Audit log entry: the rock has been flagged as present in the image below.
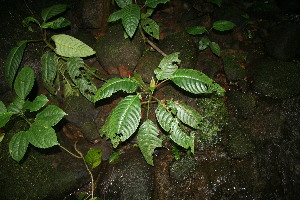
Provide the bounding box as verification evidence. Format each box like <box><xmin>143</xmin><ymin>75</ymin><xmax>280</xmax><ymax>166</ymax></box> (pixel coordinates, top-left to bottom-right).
<box><xmin>265</xmin><ymin>23</ymin><xmax>300</xmax><ymax>61</ymax></box>
<box><xmin>249</xmin><ymin>58</ymin><xmax>300</xmax><ymax>99</ymax></box>
<box><xmin>169</xmin><ymin>155</ymin><xmax>197</xmax><ymax>182</ymax></box>
<box><xmin>222</xmin><ymin>51</ymin><xmax>247</xmax><ymax>82</ymax></box>
<box><xmin>95</xmin><ymin>24</ymin><xmax>144</xmax><ymax>75</ymax></box>
<box><xmin>275</xmin><ymin>0</ymin><xmax>300</xmax><ymax>13</ymax></box>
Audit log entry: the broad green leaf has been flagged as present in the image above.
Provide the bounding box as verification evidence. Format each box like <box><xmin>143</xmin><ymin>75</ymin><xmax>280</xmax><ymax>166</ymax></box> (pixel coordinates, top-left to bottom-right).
<box><xmin>41</xmin><ymin>51</ymin><xmax>57</xmax><ymax>83</ymax></box>
<box><xmin>155</xmin><ymin>102</ymin><xmax>173</xmax><ymax>132</ymax></box>
<box><xmin>84</xmin><ymin>148</ymin><xmax>102</xmax><ymax>168</ymax></box>
<box><xmin>28</xmin><ymin>120</ymin><xmax>59</xmax><ymax>148</ymax></box>
<box><xmin>141</xmin><ymin>18</ymin><xmax>159</xmax><ymax>40</ymax></box>
<box><xmin>100</xmin><ymin>95</ymin><xmax>141</xmax><ymax>148</ymax></box>
<box><xmin>141</xmin><ymin>8</ymin><xmax>154</xmax><ymax>19</ymax></box>
<box><xmin>40</xmin><ymin>17</ymin><xmax>71</xmax><ymax>29</ymax></box>
<box><xmin>199</xmin><ymin>37</ymin><xmax>210</xmax><ymax>50</ymax></box>
<box><xmin>7</xmin><ymin>97</ymin><xmax>25</xmax><ymax>113</ymax></box>
<box><xmin>41</xmin><ymin>4</ymin><xmax>68</xmax><ymax>22</ymax></box>
<box><xmin>168</xmin><ymin>100</ymin><xmax>202</xmax><ymax>129</ymax></box>
<box><xmin>14</xmin><ymin>66</ymin><xmax>34</xmax><ymax>100</ymax></box>
<box><xmin>212</xmin><ymin>20</ymin><xmax>236</xmax><ymax>31</ymax></box>
<box><xmin>137</xmin><ymin>119</ymin><xmax>162</xmax><ymax>166</ymax></box>
<box><xmin>154</xmin><ymin>52</ymin><xmax>180</xmax><ymax>80</ymax></box>
<box><xmin>171</xmin><ymin>69</ymin><xmax>225</xmax><ymax>95</ymax></box>
<box><xmin>121</xmin><ymin>4</ymin><xmax>140</xmax><ymax>38</ymax></box>
<box><xmin>67</xmin><ymin>57</ymin><xmax>97</xmax><ymax>102</ymax></box>
<box><xmin>108</xmin><ymin>10</ymin><xmax>123</xmax><ymax>22</ymax></box>
<box><xmin>0</xmin><ymin>101</ymin><xmax>7</xmax><ymax>113</ymax></box>
<box><xmin>115</xmin><ymin>0</ymin><xmax>132</xmax><ymax>8</ymax></box>
<box><xmin>52</xmin><ymin>34</ymin><xmax>96</xmax><ymax>57</ymax></box>
<box><xmin>210</xmin><ymin>0</ymin><xmax>222</xmax><ymax>7</ymax></box>
<box><xmin>24</xmin><ymin>94</ymin><xmax>49</xmax><ymax>112</ymax></box>
<box><xmin>4</xmin><ymin>40</ymin><xmax>27</xmax><ymax>88</ymax></box>
<box><xmin>22</xmin><ymin>17</ymin><xmax>41</xmax><ymax>31</ymax></box>
<box><xmin>145</xmin><ymin>0</ymin><xmax>170</xmax><ymax>8</ymax></box>
<box><xmin>0</xmin><ymin>112</ymin><xmax>14</xmax><ymax>128</ymax></box>
<box><xmin>35</xmin><ymin>105</ymin><xmax>67</xmax><ymax>126</ymax></box>
<box><xmin>170</xmin><ymin>119</ymin><xmax>194</xmax><ymax>153</ymax></box>
<box><xmin>209</xmin><ymin>41</ymin><xmax>220</xmax><ymax>56</ymax></box>
<box><xmin>9</xmin><ymin>131</ymin><xmax>29</xmax><ymax>162</ymax></box>
<box><xmin>186</xmin><ymin>26</ymin><xmax>207</xmax><ymax>35</ymax></box>
<box><xmin>94</xmin><ymin>78</ymin><xmax>139</xmax><ymax>102</ymax></box>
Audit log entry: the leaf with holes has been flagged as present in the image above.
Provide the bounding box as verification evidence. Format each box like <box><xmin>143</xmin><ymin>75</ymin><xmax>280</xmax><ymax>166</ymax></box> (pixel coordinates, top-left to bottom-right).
<box><xmin>41</xmin><ymin>51</ymin><xmax>57</xmax><ymax>83</ymax></box>
<box><xmin>137</xmin><ymin>119</ymin><xmax>162</xmax><ymax>166</ymax></box>
<box><xmin>121</xmin><ymin>4</ymin><xmax>140</xmax><ymax>38</ymax></box>
<box><xmin>9</xmin><ymin>131</ymin><xmax>29</xmax><ymax>162</ymax></box>
<box><xmin>108</xmin><ymin>10</ymin><xmax>124</xmax><ymax>22</ymax></box>
<box><xmin>100</xmin><ymin>95</ymin><xmax>141</xmax><ymax>148</ymax></box>
<box><xmin>145</xmin><ymin>0</ymin><xmax>170</xmax><ymax>8</ymax></box>
<box><xmin>186</xmin><ymin>26</ymin><xmax>207</xmax><ymax>35</ymax></box>
<box><xmin>14</xmin><ymin>66</ymin><xmax>34</xmax><ymax>100</ymax></box>
<box><xmin>35</xmin><ymin>105</ymin><xmax>67</xmax><ymax>126</ymax></box>
<box><xmin>209</xmin><ymin>41</ymin><xmax>220</xmax><ymax>56</ymax></box>
<box><xmin>155</xmin><ymin>102</ymin><xmax>173</xmax><ymax>132</ymax></box>
<box><xmin>171</xmin><ymin>69</ymin><xmax>225</xmax><ymax>95</ymax></box>
<box><xmin>4</xmin><ymin>40</ymin><xmax>27</xmax><ymax>88</ymax></box>
<box><xmin>41</xmin><ymin>17</ymin><xmax>71</xmax><ymax>29</ymax></box>
<box><xmin>154</xmin><ymin>52</ymin><xmax>180</xmax><ymax>80</ymax></box>
<box><xmin>52</xmin><ymin>34</ymin><xmax>96</xmax><ymax>57</ymax></box>
<box><xmin>94</xmin><ymin>78</ymin><xmax>139</xmax><ymax>102</ymax></box>
<box><xmin>212</xmin><ymin>20</ymin><xmax>236</xmax><ymax>31</ymax></box>
<box><xmin>24</xmin><ymin>94</ymin><xmax>49</xmax><ymax>112</ymax></box>
<box><xmin>41</xmin><ymin>4</ymin><xmax>68</xmax><ymax>22</ymax></box>
<box><xmin>115</xmin><ymin>0</ymin><xmax>132</xmax><ymax>8</ymax></box>
<box><xmin>141</xmin><ymin>18</ymin><xmax>159</xmax><ymax>39</ymax></box>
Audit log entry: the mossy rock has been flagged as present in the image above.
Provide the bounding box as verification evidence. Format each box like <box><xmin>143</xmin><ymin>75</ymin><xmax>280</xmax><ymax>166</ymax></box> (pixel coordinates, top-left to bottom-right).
<box><xmin>169</xmin><ymin>155</ymin><xmax>196</xmax><ymax>182</ymax></box>
<box><xmin>222</xmin><ymin>54</ymin><xmax>246</xmax><ymax>82</ymax></box>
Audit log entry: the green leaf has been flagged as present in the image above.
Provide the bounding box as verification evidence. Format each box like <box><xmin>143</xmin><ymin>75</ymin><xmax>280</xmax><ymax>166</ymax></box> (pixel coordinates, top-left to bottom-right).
<box><xmin>40</xmin><ymin>17</ymin><xmax>71</xmax><ymax>29</ymax></box>
<box><xmin>199</xmin><ymin>37</ymin><xmax>210</xmax><ymax>50</ymax></box>
<box><xmin>210</xmin><ymin>0</ymin><xmax>222</xmax><ymax>7</ymax></box>
<box><xmin>67</xmin><ymin>57</ymin><xmax>97</xmax><ymax>102</ymax></box>
<box><xmin>24</xmin><ymin>94</ymin><xmax>49</xmax><ymax>112</ymax></box>
<box><xmin>64</xmin><ymin>79</ymin><xmax>79</xmax><ymax>99</ymax></box>
<box><xmin>41</xmin><ymin>4</ymin><xmax>68</xmax><ymax>22</ymax></box>
<box><xmin>186</xmin><ymin>26</ymin><xmax>207</xmax><ymax>35</ymax></box>
<box><xmin>0</xmin><ymin>112</ymin><xmax>14</xmax><ymax>128</ymax></box>
<box><xmin>4</xmin><ymin>40</ymin><xmax>27</xmax><ymax>88</ymax></box>
<box><xmin>41</xmin><ymin>51</ymin><xmax>57</xmax><ymax>83</ymax></box>
<box><xmin>9</xmin><ymin>131</ymin><xmax>29</xmax><ymax>162</ymax></box>
<box><xmin>94</xmin><ymin>78</ymin><xmax>139</xmax><ymax>102</ymax></box>
<box><xmin>121</xmin><ymin>4</ymin><xmax>140</xmax><ymax>38</ymax></box>
<box><xmin>209</xmin><ymin>41</ymin><xmax>220</xmax><ymax>56</ymax></box>
<box><xmin>108</xmin><ymin>150</ymin><xmax>123</xmax><ymax>164</ymax></box>
<box><xmin>0</xmin><ymin>101</ymin><xmax>7</xmax><ymax>113</ymax></box>
<box><xmin>14</xmin><ymin>66</ymin><xmax>34</xmax><ymax>100</ymax></box>
<box><xmin>137</xmin><ymin>119</ymin><xmax>162</xmax><ymax>166</ymax></box>
<box><xmin>154</xmin><ymin>52</ymin><xmax>180</xmax><ymax>80</ymax></box>
<box><xmin>28</xmin><ymin>120</ymin><xmax>59</xmax><ymax>148</ymax></box>
<box><xmin>132</xmin><ymin>72</ymin><xmax>148</xmax><ymax>91</ymax></box>
<box><xmin>145</xmin><ymin>0</ymin><xmax>170</xmax><ymax>8</ymax></box>
<box><xmin>212</xmin><ymin>20</ymin><xmax>236</xmax><ymax>31</ymax></box>
<box><xmin>7</xmin><ymin>97</ymin><xmax>25</xmax><ymax>114</ymax></box>
<box><xmin>141</xmin><ymin>18</ymin><xmax>159</xmax><ymax>40</ymax></box>
<box><xmin>170</xmin><ymin>119</ymin><xmax>194</xmax><ymax>153</ymax></box>
<box><xmin>0</xmin><ymin>133</ymin><xmax>4</xmax><ymax>143</ymax></box>
<box><xmin>35</xmin><ymin>105</ymin><xmax>67</xmax><ymax>126</ymax></box>
<box><xmin>115</xmin><ymin>0</ymin><xmax>132</xmax><ymax>8</ymax></box>
<box><xmin>141</xmin><ymin>8</ymin><xmax>154</xmax><ymax>19</ymax></box>
<box><xmin>52</xmin><ymin>34</ymin><xmax>96</xmax><ymax>57</ymax></box>
<box><xmin>171</xmin><ymin>69</ymin><xmax>225</xmax><ymax>95</ymax></box>
<box><xmin>108</xmin><ymin>10</ymin><xmax>123</xmax><ymax>22</ymax></box>
<box><xmin>155</xmin><ymin>102</ymin><xmax>173</xmax><ymax>132</ymax></box>
<box><xmin>168</xmin><ymin>100</ymin><xmax>202</xmax><ymax>129</ymax></box>
<box><xmin>100</xmin><ymin>95</ymin><xmax>141</xmax><ymax>148</ymax></box>
<box><xmin>22</xmin><ymin>17</ymin><xmax>41</xmax><ymax>31</ymax></box>
<box><xmin>84</xmin><ymin>148</ymin><xmax>102</xmax><ymax>168</ymax></box>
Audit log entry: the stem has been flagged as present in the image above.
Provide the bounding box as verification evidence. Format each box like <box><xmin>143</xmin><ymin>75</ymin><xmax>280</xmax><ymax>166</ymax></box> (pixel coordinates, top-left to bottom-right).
<box><xmin>83</xmin><ymin>63</ymin><xmax>106</xmax><ymax>82</ymax></box>
<box><xmin>155</xmin><ymin>78</ymin><xmax>169</xmax><ymax>89</ymax></box>
<box><xmin>146</xmin><ymin>94</ymin><xmax>152</xmax><ymax>119</ymax></box>
<box><xmin>20</xmin><ymin>114</ymin><xmax>32</xmax><ymax>126</ymax></box>
<box><xmin>59</xmin><ymin>145</ymin><xmax>82</xmax><ymax>159</ymax></box>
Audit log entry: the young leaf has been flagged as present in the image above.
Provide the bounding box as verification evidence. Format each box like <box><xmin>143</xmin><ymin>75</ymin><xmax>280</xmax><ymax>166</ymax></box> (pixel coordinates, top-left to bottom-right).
<box><xmin>168</xmin><ymin>100</ymin><xmax>202</xmax><ymax>129</ymax></box>
<box><xmin>23</xmin><ymin>94</ymin><xmax>49</xmax><ymax>112</ymax></box>
<box><xmin>0</xmin><ymin>112</ymin><xmax>14</xmax><ymax>128</ymax></box>
<box><xmin>154</xmin><ymin>52</ymin><xmax>180</xmax><ymax>80</ymax></box>
<box><xmin>22</xmin><ymin>17</ymin><xmax>41</xmax><ymax>31</ymax></box>
<box><xmin>115</xmin><ymin>0</ymin><xmax>132</xmax><ymax>8</ymax></box>
<box><xmin>145</xmin><ymin>0</ymin><xmax>170</xmax><ymax>8</ymax></box>
<box><xmin>108</xmin><ymin>10</ymin><xmax>123</xmax><ymax>22</ymax></box>
<box><xmin>141</xmin><ymin>18</ymin><xmax>159</xmax><ymax>40</ymax></box>
<box><xmin>100</xmin><ymin>95</ymin><xmax>141</xmax><ymax>148</ymax></box>
<box><xmin>186</xmin><ymin>26</ymin><xmax>207</xmax><ymax>35</ymax></box>
<box><xmin>121</xmin><ymin>4</ymin><xmax>140</xmax><ymax>38</ymax></box>
<box><xmin>28</xmin><ymin>120</ymin><xmax>59</xmax><ymax>148</ymax></box>
<box><xmin>40</xmin><ymin>17</ymin><xmax>71</xmax><ymax>29</ymax></box>
<box><xmin>41</xmin><ymin>51</ymin><xmax>57</xmax><ymax>83</ymax></box>
<box><xmin>9</xmin><ymin>131</ymin><xmax>29</xmax><ymax>162</ymax></box>
<box><xmin>41</xmin><ymin>4</ymin><xmax>68</xmax><ymax>22</ymax></box>
<box><xmin>212</xmin><ymin>20</ymin><xmax>236</xmax><ymax>31</ymax></box>
<box><xmin>137</xmin><ymin>119</ymin><xmax>162</xmax><ymax>166</ymax></box>
<box><xmin>35</xmin><ymin>105</ymin><xmax>67</xmax><ymax>126</ymax></box>
<box><xmin>7</xmin><ymin>97</ymin><xmax>25</xmax><ymax>114</ymax></box>
<box><xmin>4</xmin><ymin>40</ymin><xmax>27</xmax><ymax>88</ymax></box>
<box><xmin>209</xmin><ymin>41</ymin><xmax>220</xmax><ymax>56</ymax></box>
<box><xmin>199</xmin><ymin>37</ymin><xmax>210</xmax><ymax>50</ymax></box>
<box><xmin>170</xmin><ymin>119</ymin><xmax>194</xmax><ymax>153</ymax></box>
<box><xmin>51</xmin><ymin>34</ymin><xmax>96</xmax><ymax>57</ymax></box>
<box><xmin>141</xmin><ymin>8</ymin><xmax>154</xmax><ymax>19</ymax></box>
<box><xmin>171</xmin><ymin>69</ymin><xmax>225</xmax><ymax>95</ymax></box>
<box><xmin>210</xmin><ymin>0</ymin><xmax>222</xmax><ymax>7</ymax></box>
<box><xmin>14</xmin><ymin>66</ymin><xmax>34</xmax><ymax>100</ymax></box>
<box><xmin>67</xmin><ymin>57</ymin><xmax>97</xmax><ymax>102</ymax></box>
<box><xmin>94</xmin><ymin>78</ymin><xmax>139</xmax><ymax>102</ymax></box>
<box><xmin>0</xmin><ymin>101</ymin><xmax>7</xmax><ymax>113</ymax></box>
<box><xmin>84</xmin><ymin>148</ymin><xmax>102</xmax><ymax>169</ymax></box>
<box><xmin>155</xmin><ymin>102</ymin><xmax>173</xmax><ymax>132</ymax></box>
